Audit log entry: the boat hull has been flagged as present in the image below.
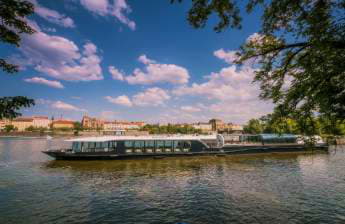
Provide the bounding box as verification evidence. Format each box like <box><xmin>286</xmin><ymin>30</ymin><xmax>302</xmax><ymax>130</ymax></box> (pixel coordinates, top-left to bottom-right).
<box><xmin>43</xmin><ymin>144</ymin><xmax>329</xmax><ymax>160</ymax></box>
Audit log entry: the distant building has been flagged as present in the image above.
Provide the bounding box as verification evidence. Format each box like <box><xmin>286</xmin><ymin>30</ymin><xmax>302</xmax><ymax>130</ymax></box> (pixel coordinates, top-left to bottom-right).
<box><xmin>32</xmin><ymin>116</ymin><xmax>51</xmax><ymax>129</ymax></box>
<box><xmin>209</xmin><ymin>119</ymin><xmax>226</xmax><ymax>131</ymax></box>
<box><xmin>103</xmin><ymin>121</ymin><xmax>146</xmax><ymax>130</ymax></box>
<box><xmin>82</xmin><ymin>116</ymin><xmax>104</xmax><ymax>129</ymax></box>
<box><xmin>0</xmin><ymin>119</ymin><xmax>10</xmax><ymax>131</ymax></box>
<box><xmin>191</xmin><ymin>122</ymin><xmax>212</xmax><ymax>132</ymax></box>
<box><xmin>12</xmin><ymin>117</ymin><xmax>34</xmax><ymax>131</ymax></box>
<box><xmin>229</xmin><ymin>123</ymin><xmax>243</xmax><ymax>131</ymax></box>
<box><xmin>52</xmin><ymin>120</ymin><xmax>75</xmax><ymax>129</ymax></box>
<box><xmin>208</xmin><ymin>119</ymin><xmax>243</xmax><ymax>133</ymax></box>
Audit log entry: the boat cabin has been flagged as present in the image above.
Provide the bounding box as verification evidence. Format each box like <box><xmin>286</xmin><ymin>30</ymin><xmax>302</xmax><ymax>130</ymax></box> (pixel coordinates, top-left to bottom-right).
<box><xmin>68</xmin><ymin>135</ymin><xmax>217</xmax><ymax>154</ymax></box>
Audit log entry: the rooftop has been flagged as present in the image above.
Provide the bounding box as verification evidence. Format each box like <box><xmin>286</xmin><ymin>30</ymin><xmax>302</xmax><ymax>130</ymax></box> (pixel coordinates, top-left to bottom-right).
<box><xmin>66</xmin><ymin>134</ymin><xmax>218</xmax><ymax>142</ymax></box>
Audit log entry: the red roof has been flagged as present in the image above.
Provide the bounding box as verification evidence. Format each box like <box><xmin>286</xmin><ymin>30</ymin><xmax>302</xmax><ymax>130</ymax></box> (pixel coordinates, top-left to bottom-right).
<box><xmin>13</xmin><ymin>117</ymin><xmax>33</xmax><ymax>122</ymax></box>
<box><xmin>32</xmin><ymin>116</ymin><xmax>49</xmax><ymax>119</ymax></box>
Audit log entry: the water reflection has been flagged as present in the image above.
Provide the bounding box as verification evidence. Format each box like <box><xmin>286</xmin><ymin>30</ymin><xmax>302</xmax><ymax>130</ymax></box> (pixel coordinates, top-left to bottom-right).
<box><xmin>1</xmin><ymin>138</ymin><xmax>345</xmax><ymax>224</ymax></box>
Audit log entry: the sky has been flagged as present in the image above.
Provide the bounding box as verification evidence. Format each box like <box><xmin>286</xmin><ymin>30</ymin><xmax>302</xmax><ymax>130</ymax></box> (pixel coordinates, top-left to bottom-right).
<box><xmin>0</xmin><ymin>0</ymin><xmax>274</xmax><ymax>124</ymax></box>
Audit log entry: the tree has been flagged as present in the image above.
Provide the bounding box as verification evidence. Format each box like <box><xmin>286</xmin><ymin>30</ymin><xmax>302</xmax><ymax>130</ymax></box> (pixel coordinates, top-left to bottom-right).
<box><xmin>0</xmin><ymin>0</ymin><xmax>36</xmax><ymax>119</ymax></box>
<box><xmin>0</xmin><ymin>96</ymin><xmax>35</xmax><ymax>119</ymax></box>
<box><xmin>25</xmin><ymin>125</ymin><xmax>35</xmax><ymax>131</ymax></box>
<box><xmin>4</xmin><ymin>124</ymin><xmax>16</xmax><ymax>132</ymax></box>
<box><xmin>73</xmin><ymin>121</ymin><xmax>83</xmax><ymax>131</ymax></box>
<box><xmin>243</xmin><ymin>119</ymin><xmax>263</xmax><ymax>134</ymax></box>
<box><xmin>173</xmin><ymin>0</ymin><xmax>345</xmax><ymax>120</ymax></box>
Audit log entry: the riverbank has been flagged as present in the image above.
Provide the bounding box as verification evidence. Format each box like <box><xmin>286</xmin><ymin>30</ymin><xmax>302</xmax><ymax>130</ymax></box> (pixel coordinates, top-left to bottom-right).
<box><xmin>0</xmin><ymin>130</ymin><xmax>149</xmax><ymax>138</ymax></box>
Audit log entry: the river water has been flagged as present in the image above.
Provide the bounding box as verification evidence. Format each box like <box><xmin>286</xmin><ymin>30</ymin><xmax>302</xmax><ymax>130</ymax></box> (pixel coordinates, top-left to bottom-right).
<box><xmin>1</xmin><ymin>138</ymin><xmax>345</xmax><ymax>224</ymax></box>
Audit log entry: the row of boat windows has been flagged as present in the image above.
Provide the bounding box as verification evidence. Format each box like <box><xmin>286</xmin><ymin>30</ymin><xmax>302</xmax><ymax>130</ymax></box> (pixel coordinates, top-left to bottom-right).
<box><xmin>72</xmin><ymin>140</ymin><xmax>192</xmax><ymax>153</ymax></box>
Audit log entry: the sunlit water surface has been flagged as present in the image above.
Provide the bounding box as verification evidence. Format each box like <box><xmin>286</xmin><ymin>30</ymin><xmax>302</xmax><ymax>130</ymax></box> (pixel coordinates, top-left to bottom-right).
<box><xmin>1</xmin><ymin>137</ymin><xmax>345</xmax><ymax>224</ymax></box>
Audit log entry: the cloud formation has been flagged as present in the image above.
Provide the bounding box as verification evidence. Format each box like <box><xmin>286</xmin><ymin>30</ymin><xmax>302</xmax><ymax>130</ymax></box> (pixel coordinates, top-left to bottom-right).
<box><xmin>51</xmin><ymin>101</ymin><xmax>87</xmax><ymax>112</ymax></box>
<box><xmin>24</xmin><ymin>77</ymin><xmax>64</xmax><ymax>89</ymax></box>
<box><xmin>108</xmin><ymin>66</ymin><xmax>124</xmax><ymax>80</ymax></box>
<box><xmin>20</xmin><ymin>23</ymin><xmax>103</xmax><ymax>81</ymax></box>
<box><xmin>109</xmin><ymin>55</ymin><xmax>190</xmax><ymax>85</ymax></box>
<box><xmin>80</xmin><ymin>0</ymin><xmax>135</xmax><ymax>30</ymax></box>
<box><xmin>173</xmin><ymin>65</ymin><xmax>256</xmax><ymax>101</ymax></box>
<box><xmin>105</xmin><ymin>95</ymin><xmax>133</xmax><ymax>107</ymax></box>
<box><xmin>214</xmin><ymin>49</ymin><xmax>239</xmax><ymax>64</ymax></box>
<box><xmin>30</xmin><ymin>0</ymin><xmax>75</xmax><ymax>28</ymax></box>
<box><xmin>180</xmin><ymin>105</ymin><xmax>202</xmax><ymax>113</ymax></box>
<box><xmin>105</xmin><ymin>87</ymin><xmax>170</xmax><ymax>107</ymax></box>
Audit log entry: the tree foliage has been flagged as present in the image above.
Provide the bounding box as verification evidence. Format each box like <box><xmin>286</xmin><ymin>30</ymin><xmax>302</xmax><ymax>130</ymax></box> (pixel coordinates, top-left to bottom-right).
<box><xmin>0</xmin><ymin>0</ymin><xmax>35</xmax><ymax>73</ymax></box>
<box><xmin>0</xmin><ymin>0</ymin><xmax>36</xmax><ymax>119</ymax></box>
<box><xmin>173</xmin><ymin>0</ymin><xmax>345</xmax><ymax>120</ymax></box>
<box><xmin>0</xmin><ymin>96</ymin><xmax>35</xmax><ymax>119</ymax></box>
<box><xmin>4</xmin><ymin>124</ymin><xmax>16</xmax><ymax>132</ymax></box>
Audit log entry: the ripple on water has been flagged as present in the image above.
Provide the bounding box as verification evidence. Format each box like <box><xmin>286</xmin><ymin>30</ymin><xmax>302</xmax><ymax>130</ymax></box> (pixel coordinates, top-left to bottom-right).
<box><xmin>1</xmin><ymin>139</ymin><xmax>345</xmax><ymax>224</ymax></box>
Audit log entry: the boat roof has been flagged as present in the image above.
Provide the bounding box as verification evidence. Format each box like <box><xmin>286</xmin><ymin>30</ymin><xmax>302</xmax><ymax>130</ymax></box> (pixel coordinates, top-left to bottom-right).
<box><xmin>66</xmin><ymin>135</ymin><xmax>218</xmax><ymax>142</ymax></box>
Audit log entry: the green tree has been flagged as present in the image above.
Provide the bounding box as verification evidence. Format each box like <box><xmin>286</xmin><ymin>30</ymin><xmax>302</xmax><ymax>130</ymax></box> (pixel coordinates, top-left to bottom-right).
<box><xmin>243</xmin><ymin>119</ymin><xmax>263</xmax><ymax>134</ymax></box>
<box><xmin>25</xmin><ymin>125</ymin><xmax>35</xmax><ymax>131</ymax></box>
<box><xmin>0</xmin><ymin>96</ymin><xmax>35</xmax><ymax>119</ymax></box>
<box><xmin>73</xmin><ymin>121</ymin><xmax>83</xmax><ymax>131</ymax></box>
<box><xmin>0</xmin><ymin>0</ymin><xmax>36</xmax><ymax>119</ymax></box>
<box><xmin>4</xmin><ymin>124</ymin><xmax>16</xmax><ymax>132</ymax></box>
<box><xmin>173</xmin><ymin>0</ymin><xmax>345</xmax><ymax>120</ymax></box>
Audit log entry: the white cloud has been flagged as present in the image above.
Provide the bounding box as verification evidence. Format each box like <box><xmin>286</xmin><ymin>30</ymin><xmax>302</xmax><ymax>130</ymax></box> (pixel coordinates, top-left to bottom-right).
<box><xmin>24</xmin><ymin>77</ymin><xmax>64</xmax><ymax>89</ymax></box>
<box><xmin>132</xmin><ymin>87</ymin><xmax>170</xmax><ymax>106</ymax></box>
<box><xmin>105</xmin><ymin>87</ymin><xmax>170</xmax><ymax>107</ymax></box>
<box><xmin>79</xmin><ymin>0</ymin><xmax>136</xmax><ymax>30</ymax></box>
<box><xmin>51</xmin><ymin>101</ymin><xmax>87</xmax><ymax>112</ymax></box>
<box><xmin>138</xmin><ymin>54</ymin><xmax>156</xmax><ymax>65</ymax></box>
<box><xmin>180</xmin><ymin>105</ymin><xmax>201</xmax><ymax>113</ymax></box>
<box><xmin>108</xmin><ymin>66</ymin><xmax>124</xmax><ymax>80</ymax></box>
<box><xmin>105</xmin><ymin>95</ymin><xmax>133</xmax><ymax>107</ymax></box>
<box><xmin>30</xmin><ymin>0</ymin><xmax>75</xmax><ymax>28</ymax></box>
<box><xmin>80</xmin><ymin>0</ymin><xmax>109</xmax><ymax>15</ymax></box>
<box><xmin>110</xmin><ymin>55</ymin><xmax>189</xmax><ymax>85</ymax></box>
<box><xmin>214</xmin><ymin>49</ymin><xmax>239</xmax><ymax>64</ymax></box>
<box><xmin>126</xmin><ymin>61</ymin><xmax>189</xmax><ymax>85</ymax></box>
<box><xmin>173</xmin><ymin>65</ymin><xmax>256</xmax><ymax>101</ymax></box>
<box><xmin>20</xmin><ymin>24</ymin><xmax>103</xmax><ymax>81</ymax></box>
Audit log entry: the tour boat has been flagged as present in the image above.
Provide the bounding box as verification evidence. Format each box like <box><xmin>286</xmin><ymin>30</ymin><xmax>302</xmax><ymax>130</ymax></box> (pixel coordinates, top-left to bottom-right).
<box><xmin>43</xmin><ymin>134</ymin><xmax>328</xmax><ymax>160</ymax></box>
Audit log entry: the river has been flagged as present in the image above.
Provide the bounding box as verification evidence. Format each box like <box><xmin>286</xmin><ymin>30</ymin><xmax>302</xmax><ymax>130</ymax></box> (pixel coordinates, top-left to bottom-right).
<box><xmin>1</xmin><ymin>137</ymin><xmax>345</xmax><ymax>224</ymax></box>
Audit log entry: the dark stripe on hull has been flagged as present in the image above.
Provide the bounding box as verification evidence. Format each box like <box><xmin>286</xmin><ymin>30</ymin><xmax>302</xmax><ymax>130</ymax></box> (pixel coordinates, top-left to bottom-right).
<box><xmin>43</xmin><ymin>145</ymin><xmax>329</xmax><ymax>160</ymax></box>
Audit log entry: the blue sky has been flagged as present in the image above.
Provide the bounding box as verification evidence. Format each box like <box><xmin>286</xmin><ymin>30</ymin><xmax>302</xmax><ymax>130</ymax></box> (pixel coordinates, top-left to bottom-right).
<box><xmin>0</xmin><ymin>0</ymin><xmax>273</xmax><ymax>124</ymax></box>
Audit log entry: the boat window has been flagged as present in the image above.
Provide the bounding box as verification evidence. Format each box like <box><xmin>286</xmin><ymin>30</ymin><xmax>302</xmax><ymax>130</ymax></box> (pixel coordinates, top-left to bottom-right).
<box><xmin>156</xmin><ymin>140</ymin><xmax>164</xmax><ymax>148</ymax></box>
<box><xmin>125</xmin><ymin>141</ymin><xmax>133</xmax><ymax>148</ymax></box>
<box><xmin>184</xmin><ymin>141</ymin><xmax>191</xmax><ymax>149</ymax></box>
<box><xmin>165</xmin><ymin>140</ymin><xmax>172</xmax><ymax>148</ymax></box>
<box><xmin>134</xmin><ymin>141</ymin><xmax>145</xmax><ymax>149</ymax></box>
<box><xmin>88</xmin><ymin>142</ymin><xmax>96</xmax><ymax>149</ymax></box>
<box><xmin>72</xmin><ymin>142</ymin><xmax>82</xmax><ymax>152</ymax></box>
<box><xmin>108</xmin><ymin>141</ymin><xmax>117</xmax><ymax>150</ymax></box>
<box><xmin>95</xmin><ymin>142</ymin><xmax>102</xmax><ymax>149</ymax></box>
<box><xmin>101</xmin><ymin>142</ymin><xmax>108</xmax><ymax>148</ymax></box>
<box><xmin>145</xmin><ymin>140</ymin><xmax>154</xmax><ymax>148</ymax></box>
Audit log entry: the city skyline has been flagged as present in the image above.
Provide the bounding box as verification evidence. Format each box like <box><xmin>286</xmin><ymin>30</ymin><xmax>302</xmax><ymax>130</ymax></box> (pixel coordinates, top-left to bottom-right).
<box><xmin>0</xmin><ymin>0</ymin><xmax>273</xmax><ymax>124</ymax></box>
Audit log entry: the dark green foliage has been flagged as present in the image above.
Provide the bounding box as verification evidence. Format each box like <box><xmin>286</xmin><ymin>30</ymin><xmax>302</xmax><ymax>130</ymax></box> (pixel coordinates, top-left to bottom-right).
<box><xmin>4</xmin><ymin>124</ymin><xmax>16</xmax><ymax>132</ymax></box>
<box><xmin>0</xmin><ymin>96</ymin><xmax>35</xmax><ymax>119</ymax></box>
<box><xmin>174</xmin><ymin>0</ymin><xmax>345</xmax><ymax>121</ymax></box>
<box><xmin>0</xmin><ymin>0</ymin><xmax>35</xmax><ymax>73</ymax></box>
<box><xmin>73</xmin><ymin>122</ymin><xmax>83</xmax><ymax>131</ymax></box>
<box><xmin>0</xmin><ymin>0</ymin><xmax>36</xmax><ymax>119</ymax></box>
<box><xmin>171</xmin><ymin>0</ymin><xmax>242</xmax><ymax>32</ymax></box>
<box><xmin>243</xmin><ymin>119</ymin><xmax>263</xmax><ymax>134</ymax></box>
